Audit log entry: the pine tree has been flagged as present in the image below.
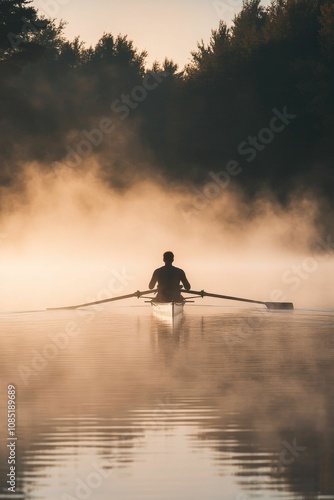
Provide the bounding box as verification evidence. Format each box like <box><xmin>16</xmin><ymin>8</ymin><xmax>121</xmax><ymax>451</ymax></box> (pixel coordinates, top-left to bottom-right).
<box><xmin>0</xmin><ymin>0</ymin><xmax>46</xmax><ymax>56</ymax></box>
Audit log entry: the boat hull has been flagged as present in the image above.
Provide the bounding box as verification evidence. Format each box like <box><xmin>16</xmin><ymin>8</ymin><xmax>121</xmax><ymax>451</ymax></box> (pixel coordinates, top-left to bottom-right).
<box><xmin>151</xmin><ymin>301</ymin><xmax>184</xmax><ymax>319</ymax></box>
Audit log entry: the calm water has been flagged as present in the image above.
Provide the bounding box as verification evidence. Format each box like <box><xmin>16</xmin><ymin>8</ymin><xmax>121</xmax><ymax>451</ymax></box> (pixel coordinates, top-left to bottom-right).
<box><xmin>1</xmin><ymin>305</ymin><xmax>334</xmax><ymax>499</ymax></box>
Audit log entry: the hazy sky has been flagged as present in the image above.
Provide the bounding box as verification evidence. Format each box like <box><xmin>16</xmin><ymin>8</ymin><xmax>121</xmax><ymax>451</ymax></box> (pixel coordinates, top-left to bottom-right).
<box><xmin>32</xmin><ymin>0</ymin><xmax>244</xmax><ymax>68</ymax></box>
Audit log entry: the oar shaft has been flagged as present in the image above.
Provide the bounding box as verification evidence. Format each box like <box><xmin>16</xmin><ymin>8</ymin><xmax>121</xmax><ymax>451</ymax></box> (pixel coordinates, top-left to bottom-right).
<box><xmin>182</xmin><ymin>289</ymin><xmax>265</xmax><ymax>306</ymax></box>
<box><xmin>182</xmin><ymin>289</ymin><xmax>293</xmax><ymax>309</ymax></box>
<box><xmin>48</xmin><ymin>289</ymin><xmax>157</xmax><ymax>310</ymax></box>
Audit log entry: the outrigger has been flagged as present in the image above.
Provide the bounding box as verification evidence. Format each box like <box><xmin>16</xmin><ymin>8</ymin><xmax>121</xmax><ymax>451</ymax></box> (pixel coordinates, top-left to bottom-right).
<box><xmin>48</xmin><ymin>288</ymin><xmax>294</xmax><ymax>319</ymax></box>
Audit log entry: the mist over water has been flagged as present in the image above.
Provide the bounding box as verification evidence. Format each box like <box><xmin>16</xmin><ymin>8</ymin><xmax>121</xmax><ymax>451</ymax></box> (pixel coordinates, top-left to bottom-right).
<box><xmin>0</xmin><ymin>164</ymin><xmax>332</xmax><ymax>311</ymax></box>
<box><xmin>1</xmin><ymin>0</ymin><xmax>333</xmax><ymax>316</ymax></box>
<box><xmin>1</xmin><ymin>5</ymin><xmax>334</xmax><ymax>499</ymax></box>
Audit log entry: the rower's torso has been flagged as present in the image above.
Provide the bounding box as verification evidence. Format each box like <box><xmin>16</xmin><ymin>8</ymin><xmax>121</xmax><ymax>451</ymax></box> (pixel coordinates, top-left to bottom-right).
<box><xmin>155</xmin><ymin>266</ymin><xmax>184</xmax><ymax>299</ymax></box>
<box><xmin>154</xmin><ymin>265</ymin><xmax>184</xmax><ymax>291</ymax></box>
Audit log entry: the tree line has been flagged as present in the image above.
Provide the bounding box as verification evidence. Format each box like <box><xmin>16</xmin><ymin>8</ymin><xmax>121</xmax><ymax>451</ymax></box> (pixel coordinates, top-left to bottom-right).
<box><xmin>0</xmin><ymin>0</ymin><xmax>333</xmax><ymax>213</ymax></box>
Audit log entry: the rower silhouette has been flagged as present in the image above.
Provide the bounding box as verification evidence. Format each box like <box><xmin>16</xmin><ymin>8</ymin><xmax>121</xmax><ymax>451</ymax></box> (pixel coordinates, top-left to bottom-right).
<box><xmin>149</xmin><ymin>251</ymin><xmax>191</xmax><ymax>302</ymax></box>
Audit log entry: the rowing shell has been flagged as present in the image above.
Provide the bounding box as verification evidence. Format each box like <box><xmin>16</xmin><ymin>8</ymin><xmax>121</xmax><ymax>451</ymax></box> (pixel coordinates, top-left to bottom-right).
<box><xmin>151</xmin><ymin>301</ymin><xmax>184</xmax><ymax>319</ymax></box>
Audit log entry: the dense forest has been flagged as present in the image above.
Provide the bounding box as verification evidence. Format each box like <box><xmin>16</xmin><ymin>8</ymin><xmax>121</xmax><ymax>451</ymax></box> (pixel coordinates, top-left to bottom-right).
<box><xmin>0</xmin><ymin>0</ymin><xmax>333</xmax><ymax>215</ymax></box>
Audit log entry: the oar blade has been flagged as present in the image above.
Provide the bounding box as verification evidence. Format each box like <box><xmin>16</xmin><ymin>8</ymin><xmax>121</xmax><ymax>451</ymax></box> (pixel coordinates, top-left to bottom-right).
<box><xmin>264</xmin><ymin>302</ymin><xmax>294</xmax><ymax>310</ymax></box>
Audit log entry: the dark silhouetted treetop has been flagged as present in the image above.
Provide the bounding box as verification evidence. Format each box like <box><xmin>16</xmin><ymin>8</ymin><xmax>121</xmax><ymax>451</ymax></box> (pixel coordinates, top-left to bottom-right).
<box><xmin>231</xmin><ymin>0</ymin><xmax>266</xmax><ymax>55</ymax></box>
<box><xmin>0</xmin><ymin>0</ymin><xmax>48</xmax><ymax>58</ymax></box>
<box><xmin>87</xmin><ymin>34</ymin><xmax>147</xmax><ymax>75</ymax></box>
<box><xmin>159</xmin><ymin>58</ymin><xmax>179</xmax><ymax>77</ymax></box>
<box><xmin>185</xmin><ymin>21</ymin><xmax>231</xmax><ymax>79</ymax></box>
<box><xmin>57</xmin><ymin>37</ymin><xmax>87</xmax><ymax>69</ymax></box>
<box><xmin>264</xmin><ymin>0</ymin><xmax>327</xmax><ymax>55</ymax></box>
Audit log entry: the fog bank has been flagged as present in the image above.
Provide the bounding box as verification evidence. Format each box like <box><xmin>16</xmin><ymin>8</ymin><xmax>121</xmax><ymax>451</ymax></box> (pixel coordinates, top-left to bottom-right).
<box><xmin>0</xmin><ymin>165</ymin><xmax>332</xmax><ymax>311</ymax></box>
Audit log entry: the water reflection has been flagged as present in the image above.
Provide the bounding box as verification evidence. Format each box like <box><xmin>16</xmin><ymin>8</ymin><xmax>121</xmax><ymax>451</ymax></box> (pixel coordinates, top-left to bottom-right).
<box><xmin>0</xmin><ymin>307</ymin><xmax>333</xmax><ymax>499</ymax></box>
<box><xmin>149</xmin><ymin>314</ymin><xmax>190</xmax><ymax>367</ymax></box>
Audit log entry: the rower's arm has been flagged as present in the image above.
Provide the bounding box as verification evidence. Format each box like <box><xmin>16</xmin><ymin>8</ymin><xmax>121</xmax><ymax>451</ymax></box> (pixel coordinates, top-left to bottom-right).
<box><xmin>149</xmin><ymin>270</ymin><xmax>158</xmax><ymax>289</ymax></box>
<box><xmin>181</xmin><ymin>270</ymin><xmax>191</xmax><ymax>291</ymax></box>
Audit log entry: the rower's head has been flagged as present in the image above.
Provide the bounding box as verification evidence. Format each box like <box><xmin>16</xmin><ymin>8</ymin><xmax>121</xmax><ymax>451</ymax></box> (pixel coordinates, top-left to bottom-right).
<box><xmin>163</xmin><ymin>251</ymin><xmax>174</xmax><ymax>264</ymax></box>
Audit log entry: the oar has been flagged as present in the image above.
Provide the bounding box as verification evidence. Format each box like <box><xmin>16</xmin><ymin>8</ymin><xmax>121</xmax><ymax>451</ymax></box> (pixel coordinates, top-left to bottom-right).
<box><xmin>47</xmin><ymin>289</ymin><xmax>157</xmax><ymax>310</ymax></box>
<box><xmin>182</xmin><ymin>289</ymin><xmax>294</xmax><ymax>310</ymax></box>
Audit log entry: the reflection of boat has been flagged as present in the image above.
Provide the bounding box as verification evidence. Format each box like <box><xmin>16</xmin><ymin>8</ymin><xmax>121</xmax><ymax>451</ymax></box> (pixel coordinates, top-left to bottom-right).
<box><xmin>151</xmin><ymin>301</ymin><xmax>184</xmax><ymax>320</ymax></box>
